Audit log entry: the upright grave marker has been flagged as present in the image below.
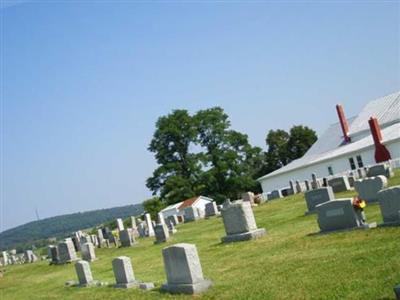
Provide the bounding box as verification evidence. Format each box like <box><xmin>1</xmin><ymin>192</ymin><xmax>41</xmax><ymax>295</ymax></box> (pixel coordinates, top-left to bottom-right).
<box><xmin>377</xmin><ymin>186</ymin><xmax>400</xmax><ymax>226</ymax></box>
<box><xmin>81</xmin><ymin>243</ymin><xmax>96</xmax><ymax>262</ymax></box>
<box><xmin>205</xmin><ymin>201</ymin><xmax>220</xmax><ymax>217</ymax></box>
<box><xmin>184</xmin><ymin>206</ymin><xmax>200</xmax><ymax>222</ymax></box>
<box><xmin>75</xmin><ymin>260</ymin><xmax>94</xmax><ymax>287</ymax></box>
<box><xmin>58</xmin><ymin>239</ymin><xmax>78</xmax><ymax>264</ymax></box>
<box><xmin>112</xmin><ymin>256</ymin><xmax>139</xmax><ymax>288</ymax></box>
<box><xmin>116</xmin><ymin>218</ymin><xmax>124</xmax><ymax>231</ymax></box>
<box><xmin>304</xmin><ymin>187</ymin><xmax>335</xmax><ymax>215</ymax></box>
<box><xmin>144</xmin><ymin>213</ymin><xmax>155</xmax><ymax>237</ymax></box>
<box><xmin>154</xmin><ymin>223</ymin><xmax>170</xmax><ymax>244</ymax></box>
<box><xmin>120</xmin><ymin>229</ymin><xmax>135</xmax><ymax>247</ymax></box>
<box><xmin>327</xmin><ymin>176</ymin><xmax>351</xmax><ymax>193</ymax></box>
<box><xmin>355</xmin><ymin>176</ymin><xmax>388</xmax><ymax>203</ymax></box>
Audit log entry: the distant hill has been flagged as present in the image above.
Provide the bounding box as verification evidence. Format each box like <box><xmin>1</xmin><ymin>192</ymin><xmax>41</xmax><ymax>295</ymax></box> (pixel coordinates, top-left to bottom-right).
<box><xmin>0</xmin><ymin>204</ymin><xmax>144</xmax><ymax>251</ymax></box>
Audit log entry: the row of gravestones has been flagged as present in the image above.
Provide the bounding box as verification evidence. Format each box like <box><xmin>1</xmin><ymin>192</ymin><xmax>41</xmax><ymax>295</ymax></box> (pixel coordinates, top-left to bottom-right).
<box><xmin>0</xmin><ymin>250</ymin><xmax>39</xmax><ymax>266</ymax></box>
<box><xmin>267</xmin><ymin>162</ymin><xmax>394</xmax><ymax>200</ymax></box>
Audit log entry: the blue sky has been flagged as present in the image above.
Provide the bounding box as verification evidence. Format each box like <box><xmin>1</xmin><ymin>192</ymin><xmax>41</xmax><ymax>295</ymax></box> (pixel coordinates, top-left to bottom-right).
<box><xmin>1</xmin><ymin>1</ymin><xmax>399</xmax><ymax>231</ymax></box>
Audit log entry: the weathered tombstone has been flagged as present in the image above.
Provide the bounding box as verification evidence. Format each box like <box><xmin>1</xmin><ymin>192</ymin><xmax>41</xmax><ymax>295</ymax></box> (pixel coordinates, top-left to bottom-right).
<box><xmin>222</xmin><ymin>198</ymin><xmax>232</xmax><ymax>208</ymax></box>
<box><xmin>327</xmin><ymin>176</ymin><xmax>351</xmax><ymax>193</ymax></box>
<box><xmin>184</xmin><ymin>206</ymin><xmax>200</xmax><ymax>222</ymax></box>
<box><xmin>154</xmin><ymin>223</ymin><xmax>170</xmax><ymax>244</ymax></box>
<box><xmin>157</xmin><ymin>212</ymin><xmax>166</xmax><ymax>226</ymax></box>
<box><xmin>120</xmin><ymin>229</ymin><xmax>135</xmax><ymax>247</ymax></box>
<box><xmin>289</xmin><ymin>180</ymin><xmax>296</xmax><ymax>194</ymax></box>
<box><xmin>109</xmin><ymin>235</ymin><xmax>119</xmax><ymax>247</ymax></box>
<box><xmin>166</xmin><ymin>219</ymin><xmax>177</xmax><ymax>234</ymax></box>
<box><xmin>2</xmin><ymin>251</ymin><xmax>8</xmax><ymax>266</ymax></box>
<box><xmin>242</xmin><ymin>192</ymin><xmax>255</xmax><ymax>204</ymax></box>
<box><xmin>112</xmin><ymin>256</ymin><xmax>139</xmax><ymax>288</ymax></box>
<box><xmin>81</xmin><ymin>242</ymin><xmax>96</xmax><ymax>262</ymax></box>
<box><xmin>311</xmin><ymin>173</ymin><xmax>320</xmax><ymax>189</ymax></box>
<box><xmin>137</xmin><ymin>222</ymin><xmax>147</xmax><ymax>237</ymax></box>
<box><xmin>377</xmin><ymin>186</ymin><xmax>400</xmax><ymax>226</ymax></box>
<box><xmin>268</xmin><ymin>189</ymin><xmax>283</xmax><ymax>200</ymax></box>
<box><xmin>161</xmin><ymin>243</ymin><xmax>212</xmax><ymax>294</ymax></box>
<box><xmin>167</xmin><ymin>215</ymin><xmax>179</xmax><ymax>226</ymax></box>
<box><xmin>80</xmin><ymin>235</ymin><xmax>90</xmax><ymax>245</ymax></box>
<box><xmin>75</xmin><ymin>260</ymin><xmax>94</xmax><ymax>287</ymax></box>
<box><xmin>97</xmin><ymin>229</ymin><xmax>105</xmax><ymax>248</ymax></box>
<box><xmin>130</xmin><ymin>216</ymin><xmax>139</xmax><ymax>238</ymax></box>
<box><xmin>144</xmin><ymin>213</ymin><xmax>155</xmax><ymax>237</ymax></box>
<box><xmin>315</xmin><ymin>199</ymin><xmax>368</xmax><ymax>232</ymax></box>
<box><xmin>205</xmin><ymin>201</ymin><xmax>220</xmax><ymax>217</ymax></box>
<box><xmin>24</xmin><ymin>250</ymin><xmax>37</xmax><ymax>263</ymax></box>
<box><xmin>304</xmin><ymin>180</ymin><xmax>311</xmax><ymax>191</ymax></box>
<box><xmin>116</xmin><ymin>218</ymin><xmax>124</xmax><ymax>231</ymax></box>
<box><xmin>295</xmin><ymin>180</ymin><xmax>303</xmax><ymax>193</ymax></box>
<box><xmin>354</xmin><ymin>176</ymin><xmax>388</xmax><ymax>203</ymax></box>
<box><xmin>48</xmin><ymin>245</ymin><xmax>59</xmax><ymax>264</ymax></box>
<box><xmin>322</xmin><ymin>177</ymin><xmax>328</xmax><ymax>187</ymax></box>
<box><xmin>367</xmin><ymin>163</ymin><xmax>393</xmax><ymax>178</ymax></box>
<box><xmin>394</xmin><ymin>284</ymin><xmax>400</xmax><ymax>300</ymax></box>
<box><xmin>58</xmin><ymin>239</ymin><xmax>78</xmax><ymax>264</ymax></box>
<box><xmin>304</xmin><ymin>187</ymin><xmax>335</xmax><ymax>215</ymax></box>
<box><xmin>221</xmin><ymin>202</ymin><xmax>266</xmax><ymax>243</ymax></box>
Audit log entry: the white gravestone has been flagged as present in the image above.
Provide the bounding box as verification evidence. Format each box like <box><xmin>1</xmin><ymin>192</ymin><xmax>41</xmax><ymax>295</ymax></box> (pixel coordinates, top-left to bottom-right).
<box><xmin>144</xmin><ymin>213</ymin><xmax>155</xmax><ymax>237</ymax></box>
<box><xmin>116</xmin><ymin>218</ymin><xmax>124</xmax><ymax>231</ymax></box>
<box><xmin>58</xmin><ymin>239</ymin><xmax>77</xmax><ymax>264</ymax></box>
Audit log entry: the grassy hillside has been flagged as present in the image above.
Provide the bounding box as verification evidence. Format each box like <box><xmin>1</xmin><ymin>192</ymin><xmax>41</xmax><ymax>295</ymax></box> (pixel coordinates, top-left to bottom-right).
<box><xmin>0</xmin><ymin>204</ymin><xmax>144</xmax><ymax>251</ymax></box>
<box><xmin>1</xmin><ymin>173</ymin><xmax>399</xmax><ymax>299</ymax></box>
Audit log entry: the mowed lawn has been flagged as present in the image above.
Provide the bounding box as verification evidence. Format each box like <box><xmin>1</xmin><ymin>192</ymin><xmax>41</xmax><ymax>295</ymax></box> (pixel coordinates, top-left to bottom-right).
<box><xmin>1</xmin><ymin>172</ymin><xmax>399</xmax><ymax>300</ymax></box>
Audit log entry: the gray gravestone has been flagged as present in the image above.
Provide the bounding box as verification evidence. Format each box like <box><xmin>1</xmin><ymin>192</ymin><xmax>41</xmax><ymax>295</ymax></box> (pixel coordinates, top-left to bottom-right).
<box><xmin>75</xmin><ymin>260</ymin><xmax>94</xmax><ymax>287</ymax></box>
<box><xmin>221</xmin><ymin>202</ymin><xmax>266</xmax><ymax>243</ymax></box>
<box><xmin>289</xmin><ymin>180</ymin><xmax>296</xmax><ymax>194</ymax></box>
<box><xmin>242</xmin><ymin>192</ymin><xmax>255</xmax><ymax>204</ymax></box>
<box><xmin>304</xmin><ymin>187</ymin><xmax>335</xmax><ymax>214</ymax></box>
<box><xmin>49</xmin><ymin>245</ymin><xmax>59</xmax><ymax>264</ymax></box>
<box><xmin>161</xmin><ymin>243</ymin><xmax>212</xmax><ymax>294</ymax></box>
<box><xmin>184</xmin><ymin>206</ymin><xmax>199</xmax><ymax>222</ymax></box>
<box><xmin>112</xmin><ymin>256</ymin><xmax>139</xmax><ymax>288</ymax></box>
<box><xmin>367</xmin><ymin>163</ymin><xmax>393</xmax><ymax>178</ymax></box>
<box><xmin>154</xmin><ymin>223</ymin><xmax>170</xmax><ymax>244</ymax></box>
<box><xmin>354</xmin><ymin>176</ymin><xmax>388</xmax><ymax>203</ymax></box>
<box><xmin>144</xmin><ymin>213</ymin><xmax>155</xmax><ymax>237</ymax></box>
<box><xmin>327</xmin><ymin>176</ymin><xmax>351</xmax><ymax>193</ymax></box>
<box><xmin>304</xmin><ymin>180</ymin><xmax>311</xmax><ymax>191</ymax></box>
<box><xmin>205</xmin><ymin>201</ymin><xmax>219</xmax><ymax>217</ymax></box>
<box><xmin>167</xmin><ymin>215</ymin><xmax>179</xmax><ymax>226</ymax></box>
<box><xmin>268</xmin><ymin>190</ymin><xmax>283</xmax><ymax>200</ymax></box>
<box><xmin>315</xmin><ymin>199</ymin><xmax>366</xmax><ymax>232</ymax></box>
<box><xmin>311</xmin><ymin>173</ymin><xmax>320</xmax><ymax>189</ymax></box>
<box><xmin>81</xmin><ymin>242</ymin><xmax>96</xmax><ymax>262</ymax></box>
<box><xmin>58</xmin><ymin>240</ymin><xmax>77</xmax><ymax>264</ymax></box>
<box><xmin>119</xmin><ymin>229</ymin><xmax>135</xmax><ymax>247</ymax></box>
<box><xmin>166</xmin><ymin>219</ymin><xmax>177</xmax><ymax>234</ymax></box>
<box><xmin>377</xmin><ymin>186</ymin><xmax>400</xmax><ymax>225</ymax></box>
<box><xmin>295</xmin><ymin>181</ymin><xmax>303</xmax><ymax>193</ymax></box>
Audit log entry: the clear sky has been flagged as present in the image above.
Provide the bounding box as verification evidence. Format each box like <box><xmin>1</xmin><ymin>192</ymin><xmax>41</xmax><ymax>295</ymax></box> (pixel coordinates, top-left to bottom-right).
<box><xmin>1</xmin><ymin>1</ymin><xmax>399</xmax><ymax>231</ymax></box>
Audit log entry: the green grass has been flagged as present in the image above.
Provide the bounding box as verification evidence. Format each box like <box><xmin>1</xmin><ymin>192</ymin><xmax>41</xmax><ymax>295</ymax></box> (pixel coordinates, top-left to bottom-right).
<box><xmin>1</xmin><ymin>172</ymin><xmax>399</xmax><ymax>300</ymax></box>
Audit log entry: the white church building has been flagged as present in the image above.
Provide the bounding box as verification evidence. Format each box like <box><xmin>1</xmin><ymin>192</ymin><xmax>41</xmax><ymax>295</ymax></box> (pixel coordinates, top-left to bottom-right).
<box><xmin>258</xmin><ymin>91</ymin><xmax>400</xmax><ymax>194</ymax></box>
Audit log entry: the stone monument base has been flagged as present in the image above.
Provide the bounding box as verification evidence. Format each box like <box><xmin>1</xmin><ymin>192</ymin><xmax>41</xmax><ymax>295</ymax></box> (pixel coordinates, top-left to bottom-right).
<box><xmin>221</xmin><ymin>228</ymin><xmax>266</xmax><ymax>243</ymax></box>
<box><xmin>161</xmin><ymin>279</ymin><xmax>212</xmax><ymax>294</ymax></box>
<box><xmin>114</xmin><ymin>280</ymin><xmax>140</xmax><ymax>289</ymax></box>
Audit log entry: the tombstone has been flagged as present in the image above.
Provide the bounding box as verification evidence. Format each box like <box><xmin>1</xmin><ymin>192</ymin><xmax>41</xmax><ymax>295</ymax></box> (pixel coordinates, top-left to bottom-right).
<box><xmin>144</xmin><ymin>213</ymin><xmax>155</xmax><ymax>237</ymax></box>
<box><xmin>81</xmin><ymin>242</ymin><xmax>96</xmax><ymax>262</ymax></box>
<box><xmin>166</xmin><ymin>219</ymin><xmax>177</xmax><ymax>234</ymax></box>
<box><xmin>109</xmin><ymin>234</ymin><xmax>119</xmax><ymax>247</ymax></box>
<box><xmin>102</xmin><ymin>227</ymin><xmax>112</xmax><ymax>239</ymax></box>
<box><xmin>205</xmin><ymin>201</ymin><xmax>220</xmax><ymax>217</ymax></box>
<box><xmin>161</xmin><ymin>243</ymin><xmax>212</xmax><ymax>294</ymax></box>
<box><xmin>242</xmin><ymin>192</ymin><xmax>255</xmax><ymax>204</ymax></box>
<box><xmin>130</xmin><ymin>216</ymin><xmax>139</xmax><ymax>238</ymax></box>
<box><xmin>9</xmin><ymin>249</ymin><xmax>16</xmax><ymax>255</ymax></box>
<box><xmin>184</xmin><ymin>206</ymin><xmax>200</xmax><ymax>222</ymax></box>
<box><xmin>116</xmin><ymin>218</ymin><xmax>124</xmax><ymax>231</ymax></box>
<box><xmin>311</xmin><ymin>173</ymin><xmax>320</xmax><ymax>189</ymax></box>
<box><xmin>354</xmin><ymin>176</ymin><xmax>388</xmax><ymax>203</ymax></box>
<box><xmin>71</xmin><ymin>236</ymin><xmax>81</xmax><ymax>252</ymax></box>
<box><xmin>268</xmin><ymin>189</ymin><xmax>283</xmax><ymax>200</ymax></box>
<box><xmin>120</xmin><ymin>229</ymin><xmax>135</xmax><ymax>247</ymax></box>
<box><xmin>97</xmin><ymin>229</ymin><xmax>105</xmax><ymax>247</ymax></box>
<box><xmin>367</xmin><ymin>163</ymin><xmax>393</xmax><ymax>178</ymax></box>
<box><xmin>304</xmin><ymin>187</ymin><xmax>335</xmax><ymax>215</ymax></box>
<box><xmin>322</xmin><ymin>177</ymin><xmax>328</xmax><ymax>187</ymax></box>
<box><xmin>112</xmin><ymin>256</ymin><xmax>139</xmax><ymax>288</ymax></box>
<box><xmin>304</xmin><ymin>180</ymin><xmax>311</xmax><ymax>191</ymax></box>
<box><xmin>348</xmin><ymin>175</ymin><xmax>355</xmax><ymax>187</ymax></box>
<box><xmin>24</xmin><ymin>250</ymin><xmax>37</xmax><ymax>263</ymax></box>
<box><xmin>327</xmin><ymin>176</ymin><xmax>351</xmax><ymax>193</ymax></box>
<box><xmin>167</xmin><ymin>215</ymin><xmax>179</xmax><ymax>226</ymax></box>
<box><xmin>289</xmin><ymin>180</ymin><xmax>296</xmax><ymax>194</ymax></box>
<box><xmin>377</xmin><ymin>186</ymin><xmax>400</xmax><ymax>225</ymax></box>
<box><xmin>221</xmin><ymin>201</ymin><xmax>266</xmax><ymax>243</ymax></box>
<box><xmin>315</xmin><ymin>199</ymin><xmax>367</xmax><ymax>232</ymax></box>
<box><xmin>157</xmin><ymin>212</ymin><xmax>166</xmax><ymax>226</ymax></box>
<box><xmin>222</xmin><ymin>198</ymin><xmax>232</xmax><ymax>208</ymax></box>
<box><xmin>137</xmin><ymin>222</ymin><xmax>147</xmax><ymax>237</ymax></box>
<box><xmin>58</xmin><ymin>239</ymin><xmax>78</xmax><ymax>264</ymax></box>
<box><xmin>80</xmin><ymin>235</ymin><xmax>90</xmax><ymax>245</ymax></box>
<box><xmin>2</xmin><ymin>252</ymin><xmax>8</xmax><ymax>266</ymax></box>
<box><xmin>295</xmin><ymin>181</ymin><xmax>303</xmax><ymax>193</ymax></box>
<box><xmin>48</xmin><ymin>245</ymin><xmax>59</xmax><ymax>264</ymax></box>
<box><xmin>75</xmin><ymin>260</ymin><xmax>94</xmax><ymax>287</ymax></box>
<box><xmin>154</xmin><ymin>223</ymin><xmax>170</xmax><ymax>244</ymax></box>
<box><xmin>394</xmin><ymin>284</ymin><xmax>400</xmax><ymax>300</ymax></box>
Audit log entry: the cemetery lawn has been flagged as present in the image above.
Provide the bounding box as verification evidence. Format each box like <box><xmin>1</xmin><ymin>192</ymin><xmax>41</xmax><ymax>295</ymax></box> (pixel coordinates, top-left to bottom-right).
<box><xmin>1</xmin><ymin>172</ymin><xmax>399</xmax><ymax>300</ymax></box>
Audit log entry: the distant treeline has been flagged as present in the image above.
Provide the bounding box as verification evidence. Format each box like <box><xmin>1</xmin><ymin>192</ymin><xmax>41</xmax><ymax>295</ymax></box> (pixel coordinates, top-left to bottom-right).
<box><xmin>0</xmin><ymin>204</ymin><xmax>144</xmax><ymax>251</ymax></box>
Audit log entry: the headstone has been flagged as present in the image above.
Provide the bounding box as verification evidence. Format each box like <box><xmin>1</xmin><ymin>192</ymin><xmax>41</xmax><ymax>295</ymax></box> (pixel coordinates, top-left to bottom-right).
<box><xmin>377</xmin><ymin>186</ymin><xmax>400</xmax><ymax>225</ymax></box>
<box><xmin>322</xmin><ymin>177</ymin><xmax>328</xmax><ymax>187</ymax></box>
<box><xmin>289</xmin><ymin>180</ymin><xmax>296</xmax><ymax>194</ymax></box>
<box><xmin>2</xmin><ymin>251</ymin><xmax>8</xmax><ymax>266</ymax></box>
<box><xmin>205</xmin><ymin>201</ymin><xmax>220</xmax><ymax>217</ymax></box>
<box><xmin>367</xmin><ymin>163</ymin><xmax>393</xmax><ymax>178</ymax></box>
<box><xmin>157</xmin><ymin>212</ymin><xmax>166</xmax><ymax>226</ymax></box>
<box><xmin>184</xmin><ymin>206</ymin><xmax>199</xmax><ymax>222</ymax></box>
<box><xmin>80</xmin><ymin>235</ymin><xmax>90</xmax><ymax>245</ymax></box>
<box><xmin>221</xmin><ymin>202</ymin><xmax>266</xmax><ymax>243</ymax></box>
<box><xmin>327</xmin><ymin>176</ymin><xmax>351</xmax><ymax>193</ymax></box>
<box><xmin>161</xmin><ymin>243</ymin><xmax>212</xmax><ymax>294</ymax></box>
<box><xmin>167</xmin><ymin>215</ymin><xmax>179</xmax><ymax>226</ymax></box>
<box><xmin>138</xmin><ymin>222</ymin><xmax>146</xmax><ymax>237</ymax></box>
<box><xmin>71</xmin><ymin>236</ymin><xmax>81</xmax><ymax>252</ymax></box>
<box><xmin>24</xmin><ymin>250</ymin><xmax>37</xmax><ymax>263</ymax></box>
<box><xmin>304</xmin><ymin>180</ymin><xmax>311</xmax><ymax>191</ymax></box>
<box><xmin>109</xmin><ymin>235</ymin><xmax>119</xmax><ymax>247</ymax></box>
<box><xmin>97</xmin><ymin>229</ymin><xmax>105</xmax><ymax>247</ymax></box>
<box><xmin>304</xmin><ymin>187</ymin><xmax>335</xmax><ymax>214</ymax></box>
<box><xmin>81</xmin><ymin>242</ymin><xmax>96</xmax><ymax>262</ymax></box>
<box><xmin>242</xmin><ymin>192</ymin><xmax>255</xmax><ymax>204</ymax></box>
<box><xmin>315</xmin><ymin>199</ymin><xmax>366</xmax><ymax>232</ymax></box>
<box><xmin>222</xmin><ymin>198</ymin><xmax>232</xmax><ymax>208</ymax></box>
<box><xmin>116</xmin><ymin>218</ymin><xmax>124</xmax><ymax>231</ymax></box>
<box><xmin>354</xmin><ymin>176</ymin><xmax>388</xmax><ymax>203</ymax></box>
<box><xmin>58</xmin><ymin>239</ymin><xmax>78</xmax><ymax>264</ymax></box>
<box><xmin>120</xmin><ymin>229</ymin><xmax>135</xmax><ymax>247</ymax></box>
<box><xmin>144</xmin><ymin>213</ymin><xmax>155</xmax><ymax>237</ymax></box>
<box><xmin>49</xmin><ymin>245</ymin><xmax>59</xmax><ymax>264</ymax></box>
<box><xmin>295</xmin><ymin>180</ymin><xmax>303</xmax><ymax>193</ymax></box>
<box><xmin>269</xmin><ymin>189</ymin><xmax>283</xmax><ymax>200</ymax></box>
<box><xmin>75</xmin><ymin>260</ymin><xmax>94</xmax><ymax>287</ymax></box>
<box><xmin>112</xmin><ymin>256</ymin><xmax>139</xmax><ymax>288</ymax></box>
<box><xmin>311</xmin><ymin>173</ymin><xmax>320</xmax><ymax>189</ymax></box>
<box><xmin>166</xmin><ymin>219</ymin><xmax>177</xmax><ymax>234</ymax></box>
<box><xmin>154</xmin><ymin>223</ymin><xmax>170</xmax><ymax>244</ymax></box>
<box><xmin>130</xmin><ymin>216</ymin><xmax>139</xmax><ymax>238</ymax></box>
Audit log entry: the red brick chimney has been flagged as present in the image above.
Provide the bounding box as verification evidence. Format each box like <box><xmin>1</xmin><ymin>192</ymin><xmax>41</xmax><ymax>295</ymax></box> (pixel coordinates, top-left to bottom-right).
<box><xmin>336</xmin><ymin>104</ymin><xmax>351</xmax><ymax>143</ymax></box>
<box><xmin>368</xmin><ymin>117</ymin><xmax>391</xmax><ymax>163</ymax></box>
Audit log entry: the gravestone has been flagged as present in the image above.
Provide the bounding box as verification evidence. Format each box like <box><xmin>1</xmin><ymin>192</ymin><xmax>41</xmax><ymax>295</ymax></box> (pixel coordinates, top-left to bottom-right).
<box><xmin>322</xmin><ymin>177</ymin><xmax>328</xmax><ymax>187</ymax></box>
<box><xmin>48</xmin><ymin>245</ymin><xmax>59</xmax><ymax>264</ymax></box>
<box><xmin>24</xmin><ymin>250</ymin><xmax>37</xmax><ymax>263</ymax></box>
<box><xmin>304</xmin><ymin>187</ymin><xmax>335</xmax><ymax>214</ymax></box>
<box><xmin>184</xmin><ymin>206</ymin><xmax>199</xmax><ymax>222</ymax></box>
<box><xmin>377</xmin><ymin>186</ymin><xmax>400</xmax><ymax>225</ymax></box>
<box><xmin>97</xmin><ymin>229</ymin><xmax>105</xmax><ymax>247</ymax></box>
<box><xmin>289</xmin><ymin>180</ymin><xmax>296</xmax><ymax>194</ymax></box>
<box><xmin>2</xmin><ymin>251</ymin><xmax>8</xmax><ymax>266</ymax></box>
<box><xmin>367</xmin><ymin>163</ymin><xmax>393</xmax><ymax>178</ymax></box>
<box><xmin>116</xmin><ymin>218</ymin><xmax>124</xmax><ymax>231</ymax></box>
<box><xmin>161</xmin><ymin>243</ymin><xmax>212</xmax><ymax>294</ymax></box>
<box><xmin>144</xmin><ymin>213</ymin><xmax>155</xmax><ymax>237</ymax></box>
<box><xmin>81</xmin><ymin>242</ymin><xmax>96</xmax><ymax>262</ymax></box>
<box><xmin>167</xmin><ymin>215</ymin><xmax>179</xmax><ymax>226</ymax></box>
<box><xmin>138</xmin><ymin>222</ymin><xmax>147</xmax><ymax>237</ymax></box>
<box><xmin>109</xmin><ymin>235</ymin><xmax>119</xmax><ymax>247</ymax></box>
<box><xmin>75</xmin><ymin>260</ymin><xmax>94</xmax><ymax>287</ymax></box>
<box><xmin>221</xmin><ymin>202</ymin><xmax>266</xmax><ymax>243</ymax></box>
<box><xmin>112</xmin><ymin>256</ymin><xmax>139</xmax><ymax>288</ymax></box>
<box><xmin>157</xmin><ymin>212</ymin><xmax>166</xmax><ymax>226</ymax></box>
<box><xmin>71</xmin><ymin>233</ymin><xmax>81</xmax><ymax>252</ymax></box>
<box><xmin>242</xmin><ymin>192</ymin><xmax>255</xmax><ymax>204</ymax></box>
<box><xmin>354</xmin><ymin>176</ymin><xmax>388</xmax><ymax>203</ymax></box>
<box><xmin>205</xmin><ymin>201</ymin><xmax>220</xmax><ymax>217</ymax></box>
<box><xmin>327</xmin><ymin>176</ymin><xmax>351</xmax><ymax>193</ymax></box>
<box><xmin>120</xmin><ymin>229</ymin><xmax>135</xmax><ymax>247</ymax></box>
<box><xmin>130</xmin><ymin>216</ymin><xmax>139</xmax><ymax>238</ymax></box>
<box><xmin>315</xmin><ymin>199</ymin><xmax>367</xmax><ymax>232</ymax></box>
<box><xmin>166</xmin><ymin>219</ymin><xmax>177</xmax><ymax>234</ymax></box>
<box><xmin>80</xmin><ymin>235</ymin><xmax>90</xmax><ymax>245</ymax></box>
<box><xmin>222</xmin><ymin>198</ymin><xmax>232</xmax><ymax>208</ymax></box>
<box><xmin>154</xmin><ymin>223</ymin><xmax>170</xmax><ymax>244</ymax></box>
<box><xmin>58</xmin><ymin>239</ymin><xmax>78</xmax><ymax>264</ymax></box>
<box><xmin>295</xmin><ymin>181</ymin><xmax>303</xmax><ymax>193</ymax></box>
<box><xmin>268</xmin><ymin>190</ymin><xmax>283</xmax><ymax>200</ymax></box>
<box><xmin>311</xmin><ymin>173</ymin><xmax>320</xmax><ymax>189</ymax></box>
<box><xmin>304</xmin><ymin>180</ymin><xmax>311</xmax><ymax>191</ymax></box>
